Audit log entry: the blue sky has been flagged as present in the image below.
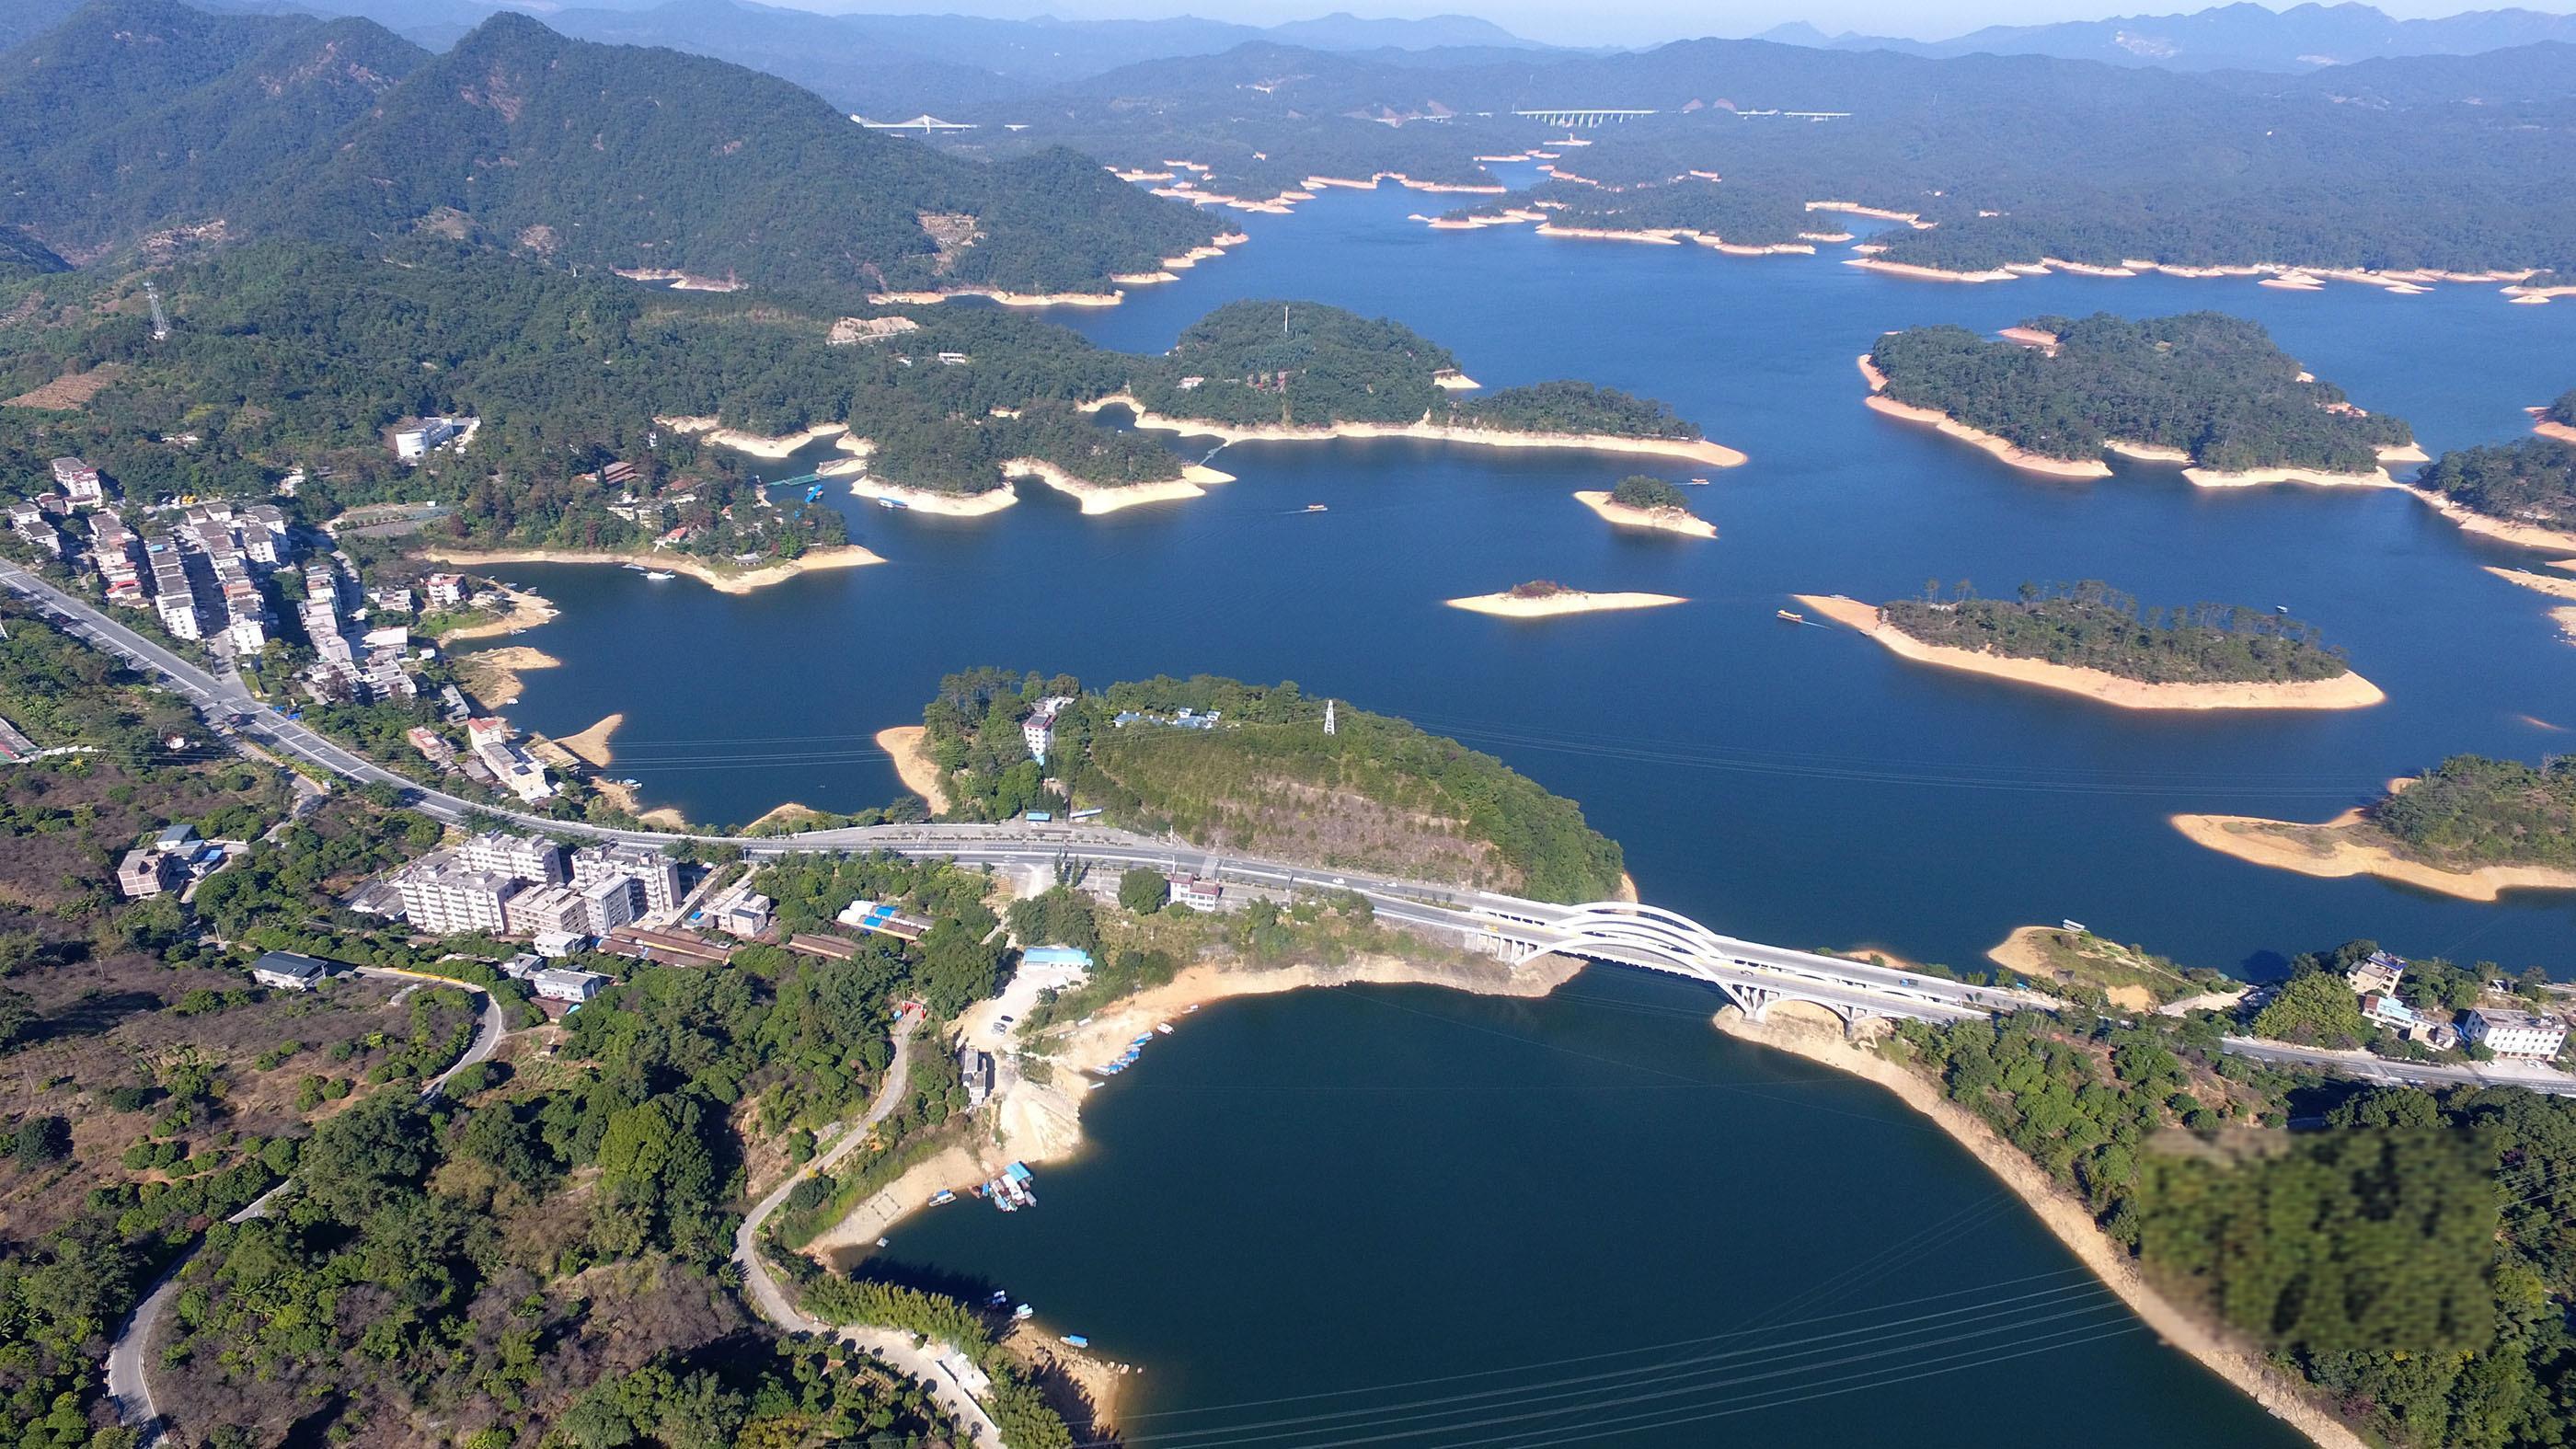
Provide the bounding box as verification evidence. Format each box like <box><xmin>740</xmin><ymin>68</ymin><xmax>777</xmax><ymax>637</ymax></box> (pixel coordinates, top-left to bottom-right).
<box><xmin>795</xmin><ymin>0</ymin><xmax>2527</xmax><ymax>47</ymax></box>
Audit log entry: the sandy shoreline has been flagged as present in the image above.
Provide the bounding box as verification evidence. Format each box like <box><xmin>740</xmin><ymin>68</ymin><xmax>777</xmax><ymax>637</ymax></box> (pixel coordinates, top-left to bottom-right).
<box><xmin>2409</xmin><ymin>489</ymin><xmax>2576</xmax><ymax>553</ymax></box>
<box><xmin>1087</xmin><ymin>394</ymin><xmax>1748</xmax><ymax>468</ymax></box>
<box><xmin>1446</xmin><ymin>589</ymin><xmax>1686</xmax><ymax>618</ymax></box>
<box><xmin>2536</xmin><ymin>420</ymin><xmax>2576</xmax><ymax>446</ymax></box>
<box><xmin>875</xmin><ymin>725</ymin><xmax>950</xmax><ymax>814</ymax></box>
<box><xmin>2180</xmin><ymin>462</ymin><xmax>2403</xmax><ymax>489</ymax></box>
<box><xmin>420</xmin><ymin>545</ymin><xmax>884</xmax><ymax>594</ymax></box>
<box><xmin>1844</xmin><ymin>257</ymin><xmax>2018</xmax><ymax>283</ymax></box>
<box><xmin>809</xmin><ymin>950</ymin><xmax>1584</xmax><ymax>1258</ymax></box>
<box><xmin>1711</xmin><ymin>1012</ymin><xmax>2368</xmax><ymax>1449</ymax></box>
<box><xmin>1857</xmin><ymin>355</ymin><xmax>2110</xmax><ymax>478</ymax></box>
<box><xmin>1796</xmin><ymin>594</ymin><xmax>2385</xmax><ymax>710</ymax></box>
<box><xmin>431</xmin><ymin>583</ymin><xmax>557</xmax><ymax>643</ymax></box>
<box><xmin>2484</xmin><ymin>565</ymin><xmax>2576</xmax><ymax>601</ymax></box>
<box><xmin>1002</xmin><ymin>456</ymin><xmax>1236</xmax><ymax>514</ymax></box>
<box><xmin>2171</xmin><ymin>810</ymin><xmax>2576</xmax><ymax>903</ymax></box>
<box><xmin>847</xmin><ymin>477</ymin><xmax>1020</xmax><ymax>517</ymax></box>
<box><xmin>554</xmin><ymin>712</ymin><xmax>621</xmax><ymax>768</ymax></box>
<box><xmin>656</xmin><ymin>416</ymin><xmax>847</xmax><ymax>459</ymax></box>
<box><xmin>1570</xmin><ymin>491</ymin><xmax>1717</xmax><ymax>538</ymax></box>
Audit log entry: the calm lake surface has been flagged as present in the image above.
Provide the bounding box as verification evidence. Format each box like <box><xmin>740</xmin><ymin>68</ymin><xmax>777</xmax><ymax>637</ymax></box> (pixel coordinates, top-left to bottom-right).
<box><xmin>480</xmin><ymin>173</ymin><xmax>2576</xmax><ymax>1441</ymax></box>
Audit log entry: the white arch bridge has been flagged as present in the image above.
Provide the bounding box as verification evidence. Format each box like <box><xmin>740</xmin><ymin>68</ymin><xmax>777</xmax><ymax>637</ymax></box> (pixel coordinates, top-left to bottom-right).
<box><xmin>1458</xmin><ymin>900</ymin><xmax>2051</xmax><ymax>1029</ymax></box>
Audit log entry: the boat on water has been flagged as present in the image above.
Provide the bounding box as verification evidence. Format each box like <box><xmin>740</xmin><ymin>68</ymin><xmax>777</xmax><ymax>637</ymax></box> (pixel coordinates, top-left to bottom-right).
<box><xmin>1688</xmin><ymin>476</ymin><xmax>1711</xmax><ymax>485</ymax></box>
<box><xmin>928</xmin><ymin>1189</ymin><xmax>956</xmax><ymax>1205</ymax></box>
<box><xmin>1183</xmin><ymin>1004</ymin><xmax>1200</xmax><ymax>1014</ymax></box>
<box><xmin>640</xmin><ymin>570</ymin><xmax>674</xmax><ymax>581</ymax></box>
<box><xmin>878</xmin><ymin>496</ymin><xmax>909</xmax><ymax>510</ymax></box>
<box><xmin>1776</xmin><ymin>609</ymin><xmax>1806</xmax><ymax>624</ymax></box>
<box><xmin>1062</xmin><ymin>1335</ymin><xmax>1091</xmax><ymax>1350</ymax></box>
<box><xmin>1155</xmin><ymin>1022</ymin><xmax>1174</xmax><ymax>1035</ymax></box>
<box><xmin>2275</xmin><ymin>604</ymin><xmax>2292</xmax><ymax>613</ymax></box>
<box><xmin>1013</xmin><ymin>1304</ymin><xmax>1035</xmax><ymax>1321</ymax></box>
<box><xmin>1304</xmin><ymin>503</ymin><xmax>1328</xmax><ymax>512</ymax></box>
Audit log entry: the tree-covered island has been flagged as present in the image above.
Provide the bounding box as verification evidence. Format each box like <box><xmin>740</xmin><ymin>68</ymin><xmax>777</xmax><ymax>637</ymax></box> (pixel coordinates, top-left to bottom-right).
<box><xmin>1878</xmin><ymin>581</ymin><xmax>2359</xmax><ymax>685</ymax></box>
<box><xmin>910</xmin><ymin>669</ymin><xmax>1627</xmax><ymax>903</ymax></box>
<box><xmin>1801</xmin><ymin>581</ymin><xmax>2381</xmax><ymax>710</ymax></box>
<box><xmin>2176</xmin><ymin>753</ymin><xmax>2576</xmax><ymax>903</ymax></box>
<box><xmin>1867</xmin><ymin>313</ymin><xmax>2416</xmax><ymax>477</ymax></box>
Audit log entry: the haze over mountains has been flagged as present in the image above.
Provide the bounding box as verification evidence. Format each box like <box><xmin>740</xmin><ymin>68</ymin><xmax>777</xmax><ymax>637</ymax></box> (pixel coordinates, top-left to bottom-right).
<box><xmin>1761</xmin><ymin>3</ymin><xmax>2576</xmax><ymax>72</ymax></box>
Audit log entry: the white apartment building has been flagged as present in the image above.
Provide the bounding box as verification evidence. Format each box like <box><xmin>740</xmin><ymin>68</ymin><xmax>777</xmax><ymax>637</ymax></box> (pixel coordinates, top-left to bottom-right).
<box><xmin>397</xmin><ymin>864</ymin><xmax>520</xmax><ymax>935</ymax></box>
<box><xmin>2463</xmin><ymin>1008</ymin><xmax>2568</xmax><ymax>1061</ymax></box>
<box><xmin>572</xmin><ymin>844</ymin><xmax>679</xmax><ymax>916</ymax></box>
<box><xmin>459</xmin><ymin>829</ymin><xmax>567</xmax><ymax>884</ymax></box>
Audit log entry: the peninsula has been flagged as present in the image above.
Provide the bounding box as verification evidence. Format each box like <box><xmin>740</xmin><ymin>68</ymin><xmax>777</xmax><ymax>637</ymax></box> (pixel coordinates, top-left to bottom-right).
<box><xmin>1797</xmin><ymin>583</ymin><xmax>2383</xmax><ymax>710</ymax></box>
<box><xmin>2410</xmin><ymin>413</ymin><xmax>2576</xmax><ymax>552</ymax></box>
<box><xmin>913</xmin><ymin>669</ymin><xmax>1627</xmax><ymax>903</ymax></box>
<box><xmin>1446</xmin><ymin>581</ymin><xmax>1688</xmax><ymax>618</ymax></box>
<box><xmin>2176</xmin><ymin>754</ymin><xmax>2576</xmax><ymax>902</ymax></box>
<box><xmin>1864</xmin><ymin>314</ymin><xmax>2419</xmax><ymax>483</ymax></box>
<box><xmin>1574</xmin><ymin>476</ymin><xmax>1719</xmax><ymax>537</ymax></box>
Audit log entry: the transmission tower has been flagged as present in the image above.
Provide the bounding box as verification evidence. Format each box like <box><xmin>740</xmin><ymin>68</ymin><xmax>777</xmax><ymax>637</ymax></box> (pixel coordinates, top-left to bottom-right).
<box><xmin>1324</xmin><ymin>699</ymin><xmax>1336</xmax><ymax>736</ymax></box>
<box><xmin>144</xmin><ymin>281</ymin><xmax>170</xmax><ymax>340</ymax></box>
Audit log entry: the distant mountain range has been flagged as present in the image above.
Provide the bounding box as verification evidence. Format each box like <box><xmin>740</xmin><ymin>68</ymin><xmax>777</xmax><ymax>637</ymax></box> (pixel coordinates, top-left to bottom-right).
<box><xmin>0</xmin><ymin>0</ymin><xmax>1220</xmax><ymax>291</ymax></box>
<box><xmin>1759</xmin><ymin>2</ymin><xmax>2576</xmax><ymax>73</ymax></box>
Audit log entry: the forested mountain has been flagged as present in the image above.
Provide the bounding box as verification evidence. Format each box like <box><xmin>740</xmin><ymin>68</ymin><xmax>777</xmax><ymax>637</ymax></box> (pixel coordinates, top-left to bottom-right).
<box><xmin>1878</xmin><ymin>581</ymin><xmax>2355</xmax><ymax>684</ymax></box>
<box><xmin>933</xmin><ymin>34</ymin><xmax>2576</xmax><ymax>277</ymax></box>
<box><xmin>2</xmin><ymin>8</ymin><xmax>426</xmax><ymax>259</ymax></box>
<box><xmin>1868</xmin><ymin>313</ymin><xmax>2412</xmax><ymax>473</ymax></box>
<box><xmin>1760</xmin><ymin>3</ymin><xmax>2576</xmax><ymax>73</ymax></box>
<box><xmin>1</xmin><ymin>0</ymin><xmax>1221</xmax><ymax>295</ymax></box>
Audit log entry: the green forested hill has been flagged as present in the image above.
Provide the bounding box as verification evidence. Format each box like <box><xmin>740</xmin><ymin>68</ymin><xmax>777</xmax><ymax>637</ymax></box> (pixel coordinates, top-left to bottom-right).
<box><xmin>1868</xmin><ymin>313</ymin><xmax>2412</xmax><ymax>472</ymax></box>
<box><xmin>252</xmin><ymin>12</ymin><xmax>1215</xmax><ymax>294</ymax></box>
<box><xmin>917</xmin><ymin>669</ymin><xmax>1627</xmax><ymax>901</ymax></box>
<box><xmin>4</xmin><ymin>11</ymin><xmax>428</xmax><ymax>256</ymax></box>
<box><xmin>2418</xmin><ymin>437</ymin><xmax>2576</xmax><ymax>526</ymax></box>
<box><xmin>1</xmin><ymin>1</ymin><xmax>1219</xmax><ymax>296</ymax></box>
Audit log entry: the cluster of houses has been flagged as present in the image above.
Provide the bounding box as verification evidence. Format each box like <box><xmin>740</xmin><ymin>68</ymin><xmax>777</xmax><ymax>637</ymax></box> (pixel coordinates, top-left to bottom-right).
<box><xmin>115</xmin><ymin>822</ymin><xmax>236</xmax><ymax>900</ymax></box>
<box><xmin>389</xmin><ymin>830</ymin><xmax>682</xmax><ymax>955</ymax></box>
<box><xmin>8</xmin><ymin>459</ymin><xmax>293</xmax><ymax>656</ymax></box>
<box><xmin>2343</xmin><ymin>950</ymin><xmax>2569</xmax><ymax>1061</ymax></box>
<box><xmin>298</xmin><ymin>558</ymin><xmax>424</xmax><ymax>703</ymax></box>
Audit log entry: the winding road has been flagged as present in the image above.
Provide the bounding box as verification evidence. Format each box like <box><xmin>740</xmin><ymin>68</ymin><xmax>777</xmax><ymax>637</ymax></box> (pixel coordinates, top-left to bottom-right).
<box><xmin>104</xmin><ymin>971</ymin><xmax>507</xmax><ymax>1444</ymax></box>
<box><xmin>730</xmin><ymin>1014</ymin><xmax>1006</xmax><ymax>1449</ymax></box>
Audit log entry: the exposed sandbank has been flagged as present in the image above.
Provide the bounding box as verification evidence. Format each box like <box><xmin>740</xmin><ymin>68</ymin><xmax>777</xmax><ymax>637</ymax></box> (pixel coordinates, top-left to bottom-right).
<box><xmin>2172</xmin><ymin>810</ymin><xmax>2576</xmax><ymax>903</ymax></box>
<box><xmin>1003</xmin><ymin>456</ymin><xmax>1236</xmax><ymax>514</ymax></box>
<box><xmin>1712</xmin><ymin>1011</ymin><xmax>2369</xmax><ymax>1449</ymax></box>
<box><xmin>2407</xmin><ymin>489</ymin><xmax>2576</xmax><ymax>553</ymax></box>
<box><xmin>420</xmin><ymin>545</ymin><xmax>884</xmax><ymax>594</ymax></box>
<box><xmin>1570</xmin><ymin>490</ymin><xmax>1717</xmax><ymax>538</ymax></box>
<box><xmin>554</xmin><ymin>712</ymin><xmax>621</xmax><ymax>769</ymax></box>
<box><xmin>1844</xmin><ymin>258</ymin><xmax>2017</xmax><ymax>283</ymax></box>
<box><xmin>655</xmin><ymin>416</ymin><xmax>847</xmax><ymax>459</ymax></box>
<box><xmin>846</xmin><ymin>476</ymin><xmax>1019</xmax><ymax>517</ymax></box>
<box><xmin>1796</xmin><ymin>593</ymin><xmax>2384</xmax><ymax>711</ymax></box>
<box><xmin>876</xmin><ymin>725</ymin><xmax>951</xmax><ymax>815</ymax></box>
<box><xmin>2486</xmin><ymin>565</ymin><xmax>2576</xmax><ymax>601</ymax></box>
<box><xmin>453</xmin><ymin>645</ymin><xmax>559</xmax><ymax>707</ymax></box>
<box><xmin>2535</xmin><ymin>420</ymin><xmax>2576</xmax><ymax>446</ymax></box>
<box><xmin>1086</xmin><ymin>394</ymin><xmax>1748</xmax><ymax>468</ymax></box>
<box><xmin>1446</xmin><ymin>588</ymin><xmax>1687</xmax><ymax>618</ymax></box>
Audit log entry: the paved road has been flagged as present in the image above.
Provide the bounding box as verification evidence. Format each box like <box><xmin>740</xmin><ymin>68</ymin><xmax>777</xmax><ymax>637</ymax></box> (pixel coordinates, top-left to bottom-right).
<box><xmin>104</xmin><ymin>971</ymin><xmax>508</xmax><ymax>1443</ymax></box>
<box><xmin>2225</xmin><ymin>1035</ymin><xmax>2576</xmax><ymax>1097</ymax></box>
<box><xmin>730</xmin><ymin>1017</ymin><xmax>1006</xmax><ymax>1449</ymax></box>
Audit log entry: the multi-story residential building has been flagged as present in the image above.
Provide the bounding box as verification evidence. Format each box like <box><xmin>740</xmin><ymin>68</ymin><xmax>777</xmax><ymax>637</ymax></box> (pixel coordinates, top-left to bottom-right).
<box><xmin>6</xmin><ymin>501</ymin><xmax>61</xmax><ymax>557</ymax></box>
<box><xmin>425</xmin><ymin>572</ymin><xmax>468</xmax><ymax>608</ymax></box>
<box><xmin>90</xmin><ymin>511</ymin><xmax>144</xmax><ymax>605</ymax></box>
<box><xmin>465</xmin><ymin>718</ymin><xmax>552</xmax><ymax>802</ymax></box>
<box><xmin>396</xmin><ymin>861</ymin><xmax>520</xmax><ymax>935</ymax></box>
<box><xmin>459</xmin><ymin>830</ymin><xmax>569</xmax><ymax>884</ymax></box>
<box><xmin>571</xmin><ymin>843</ymin><xmax>679</xmax><ymax>915</ymax></box>
<box><xmin>50</xmin><ymin>457</ymin><xmax>104</xmax><ymax>508</ymax></box>
<box><xmin>1022</xmin><ymin>695</ymin><xmax>1073</xmax><ymax>762</ymax></box>
<box><xmin>580</xmin><ymin>875</ymin><xmax>642</xmax><ymax>935</ymax></box>
<box><xmin>503</xmin><ymin>883</ymin><xmax>591</xmax><ymax>938</ymax></box>
<box><xmin>2462</xmin><ymin>1008</ymin><xmax>2569</xmax><ymax>1061</ymax></box>
<box><xmin>147</xmin><ymin>537</ymin><xmax>202</xmax><ymax>639</ymax></box>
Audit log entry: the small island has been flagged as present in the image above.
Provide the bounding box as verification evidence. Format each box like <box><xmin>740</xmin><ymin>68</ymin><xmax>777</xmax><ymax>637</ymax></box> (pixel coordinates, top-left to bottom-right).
<box><xmin>1447</xmin><ymin>580</ymin><xmax>1687</xmax><ymax>618</ymax></box>
<box><xmin>2411</xmin><ymin>423</ymin><xmax>2576</xmax><ymax>552</ymax></box>
<box><xmin>2539</xmin><ymin>389</ymin><xmax>2576</xmax><ymax>444</ymax></box>
<box><xmin>1574</xmin><ymin>476</ymin><xmax>1718</xmax><ymax>538</ymax></box>
<box><xmin>1798</xmin><ymin>581</ymin><xmax>2384</xmax><ymax>709</ymax></box>
<box><xmin>1430</xmin><ymin>180</ymin><xmax>1817</xmax><ymax>255</ymax></box>
<box><xmin>1864</xmin><ymin>313</ymin><xmax>2421</xmax><ymax>485</ymax></box>
<box><xmin>2175</xmin><ymin>754</ymin><xmax>2576</xmax><ymax>902</ymax></box>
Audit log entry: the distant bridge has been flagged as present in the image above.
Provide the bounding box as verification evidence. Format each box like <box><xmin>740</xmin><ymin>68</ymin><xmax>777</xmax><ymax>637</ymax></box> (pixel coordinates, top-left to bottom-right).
<box><xmin>1513</xmin><ymin>107</ymin><xmax>1658</xmax><ymax>128</ymax></box>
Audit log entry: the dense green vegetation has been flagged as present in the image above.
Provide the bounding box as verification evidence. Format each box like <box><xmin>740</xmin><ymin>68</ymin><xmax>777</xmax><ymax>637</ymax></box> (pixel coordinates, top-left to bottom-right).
<box><xmin>4</xmin><ymin>0</ymin><xmax>1217</xmax><ymax>298</ymax></box>
<box><xmin>1869</xmin><ymin>313</ymin><xmax>2412</xmax><ymax>472</ymax></box>
<box><xmin>1608</xmin><ymin>475</ymin><xmax>1692</xmax><ymax>511</ymax></box>
<box><xmin>2548</xmin><ymin>390</ymin><xmax>2576</xmax><ymax>428</ymax></box>
<box><xmin>1879</xmin><ymin>581</ymin><xmax>2356</xmax><ymax>684</ymax></box>
<box><xmin>2367</xmin><ymin>754</ymin><xmax>2576</xmax><ymax>869</ymax></box>
<box><xmin>2418</xmin><ymin>437</ymin><xmax>2576</xmax><ymax>528</ymax></box>
<box><xmin>1450</xmin><ymin>380</ymin><xmax>1701</xmax><ymax>440</ymax></box>
<box><xmin>917</xmin><ymin>668</ymin><xmax>1626</xmax><ymax>901</ymax></box>
<box><xmin>1890</xmin><ymin>958</ymin><xmax>2576</xmax><ymax>1449</ymax></box>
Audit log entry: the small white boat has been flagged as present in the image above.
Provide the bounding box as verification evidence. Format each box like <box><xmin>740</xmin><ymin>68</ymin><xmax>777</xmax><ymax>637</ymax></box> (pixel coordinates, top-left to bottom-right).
<box><xmin>1776</xmin><ymin>609</ymin><xmax>1806</xmax><ymax>624</ymax></box>
<box><xmin>1688</xmin><ymin>476</ymin><xmax>1710</xmax><ymax>485</ymax></box>
<box><xmin>1155</xmin><ymin>1022</ymin><xmax>1174</xmax><ymax>1035</ymax></box>
<box><xmin>1304</xmin><ymin>503</ymin><xmax>1328</xmax><ymax>512</ymax></box>
<box><xmin>641</xmin><ymin>569</ymin><xmax>674</xmax><ymax>581</ymax></box>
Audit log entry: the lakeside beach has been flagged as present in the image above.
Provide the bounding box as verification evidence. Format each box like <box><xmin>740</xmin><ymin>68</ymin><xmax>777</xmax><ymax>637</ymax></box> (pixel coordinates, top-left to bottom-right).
<box><xmin>875</xmin><ymin>725</ymin><xmax>951</xmax><ymax>814</ymax></box>
<box><xmin>1446</xmin><ymin>587</ymin><xmax>1687</xmax><ymax>618</ymax></box>
<box><xmin>422</xmin><ymin>544</ymin><xmax>884</xmax><ymax>594</ymax></box>
<box><xmin>1003</xmin><ymin>457</ymin><xmax>1237</xmax><ymax>514</ymax></box>
<box><xmin>1570</xmin><ymin>490</ymin><xmax>1718</xmax><ymax>538</ymax></box>
<box><xmin>1795</xmin><ymin>594</ymin><xmax>2386</xmax><ymax>711</ymax></box>
<box><xmin>1085</xmin><ymin>393</ymin><xmax>1750</xmax><ymax>469</ymax></box>
<box><xmin>2170</xmin><ymin>809</ymin><xmax>2576</xmax><ymax>903</ymax></box>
